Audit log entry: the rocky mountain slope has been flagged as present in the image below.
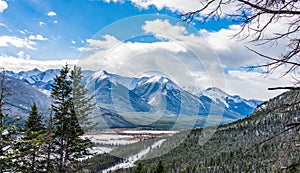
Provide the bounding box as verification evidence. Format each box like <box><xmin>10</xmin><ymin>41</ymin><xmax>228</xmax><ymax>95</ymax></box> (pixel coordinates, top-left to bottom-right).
<box><xmin>1</xmin><ymin>73</ymin><xmax>51</xmax><ymax>122</ymax></box>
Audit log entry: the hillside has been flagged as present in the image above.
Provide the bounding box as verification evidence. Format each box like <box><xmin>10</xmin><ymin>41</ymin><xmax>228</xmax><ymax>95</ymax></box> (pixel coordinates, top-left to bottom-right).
<box><xmin>109</xmin><ymin>89</ymin><xmax>300</xmax><ymax>172</ymax></box>
<box><xmin>0</xmin><ymin>74</ymin><xmax>51</xmax><ymax>122</ymax></box>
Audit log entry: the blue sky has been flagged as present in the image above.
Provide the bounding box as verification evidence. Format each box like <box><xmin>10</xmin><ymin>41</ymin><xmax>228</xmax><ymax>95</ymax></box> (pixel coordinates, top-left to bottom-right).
<box><xmin>0</xmin><ymin>0</ymin><xmax>292</xmax><ymax>100</ymax></box>
<box><xmin>0</xmin><ymin>0</ymin><xmax>235</xmax><ymax>61</ymax></box>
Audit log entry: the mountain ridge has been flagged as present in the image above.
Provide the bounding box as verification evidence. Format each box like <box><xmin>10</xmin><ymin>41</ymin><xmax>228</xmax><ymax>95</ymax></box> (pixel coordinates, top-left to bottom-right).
<box><xmin>4</xmin><ymin>69</ymin><xmax>262</xmax><ymax>128</ymax></box>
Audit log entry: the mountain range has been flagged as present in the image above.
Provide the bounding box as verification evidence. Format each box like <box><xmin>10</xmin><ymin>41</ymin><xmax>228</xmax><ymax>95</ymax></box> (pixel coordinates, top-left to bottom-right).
<box><xmin>3</xmin><ymin>68</ymin><xmax>262</xmax><ymax>129</ymax></box>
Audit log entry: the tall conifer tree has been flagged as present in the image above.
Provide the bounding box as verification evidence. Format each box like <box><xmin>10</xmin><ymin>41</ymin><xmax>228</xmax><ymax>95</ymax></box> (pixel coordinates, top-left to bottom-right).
<box><xmin>71</xmin><ymin>65</ymin><xmax>96</xmax><ymax>131</ymax></box>
<box><xmin>50</xmin><ymin>64</ymin><xmax>94</xmax><ymax>172</ymax></box>
<box><xmin>21</xmin><ymin>103</ymin><xmax>46</xmax><ymax>172</ymax></box>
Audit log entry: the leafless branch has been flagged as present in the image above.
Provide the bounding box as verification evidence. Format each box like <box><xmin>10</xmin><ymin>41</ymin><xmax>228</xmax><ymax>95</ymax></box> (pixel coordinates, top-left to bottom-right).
<box><xmin>182</xmin><ymin>0</ymin><xmax>300</xmax><ymax>79</ymax></box>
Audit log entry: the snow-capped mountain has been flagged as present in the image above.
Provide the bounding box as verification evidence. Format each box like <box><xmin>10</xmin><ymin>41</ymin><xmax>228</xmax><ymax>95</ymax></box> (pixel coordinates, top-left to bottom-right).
<box><xmin>132</xmin><ymin>76</ymin><xmax>201</xmax><ymax>115</ymax></box>
<box><xmin>7</xmin><ymin>68</ymin><xmax>59</xmax><ymax>90</ymax></box>
<box><xmin>4</xmin><ymin>69</ymin><xmax>262</xmax><ymax>128</ymax></box>
<box><xmin>88</xmin><ymin>71</ymin><xmax>151</xmax><ymax>112</ymax></box>
<box><xmin>89</xmin><ymin>71</ymin><xmax>261</xmax><ymax>120</ymax></box>
<box><xmin>1</xmin><ymin>74</ymin><xmax>51</xmax><ymax>121</ymax></box>
<box><xmin>200</xmin><ymin>87</ymin><xmax>262</xmax><ymax>116</ymax></box>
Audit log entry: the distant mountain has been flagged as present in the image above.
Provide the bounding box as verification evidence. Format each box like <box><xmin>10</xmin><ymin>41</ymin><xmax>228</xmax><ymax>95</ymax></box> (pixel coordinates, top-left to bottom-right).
<box><xmin>0</xmin><ymin>74</ymin><xmax>51</xmax><ymax>122</ymax></box>
<box><xmin>5</xmin><ymin>69</ymin><xmax>262</xmax><ymax>128</ymax></box>
<box><xmin>200</xmin><ymin>87</ymin><xmax>262</xmax><ymax>116</ymax></box>
<box><xmin>7</xmin><ymin>68</ymin><xmax>59</xmax><ymax>90</ymax></box>
<box><xmin>90</xmin><ymin>71</ymin><xmax>261</xmax><ymax>119</ymax></box>
<box><xmin>88</xmin><ymin>71</ymin><xmax>151</xmax><ymax>113</ymax></box>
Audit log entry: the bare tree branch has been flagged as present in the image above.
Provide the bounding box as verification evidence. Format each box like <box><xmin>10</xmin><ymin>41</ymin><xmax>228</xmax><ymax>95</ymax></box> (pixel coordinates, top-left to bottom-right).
<box><xmin>181</xmin><ymin>0</ymin><xmax>300</xmax><ymax>78</ymax></box>
<box><xmin>268</xmin><ymin>86</ymin><xmax>300</xmax><ymax>90</ymax></box>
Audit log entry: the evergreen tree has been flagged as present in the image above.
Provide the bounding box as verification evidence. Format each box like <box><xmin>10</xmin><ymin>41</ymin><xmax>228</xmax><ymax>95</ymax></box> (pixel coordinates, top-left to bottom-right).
<box><xmin>50</xmin><ymin>64</ymin><xmax>94</xmax><ymax>172</ymax></box>
<box><xmin>21</xmin><ymin>103</ymin><xmax>46</xmax><ymax>173</ymax></box>
<box><xmin>71</xmin><ymin>65</ymin><xmax>96</xmax><ymax>131</ymax></box>
<box><xmin>134</xmin><ymin>162</ymin><xmax>145</xmax><ymax>173</ymax></box>
<box><xmin>44</xmin><ymin>110</ymin><xmax>55</xmax><ymax>173</ymax></box>
<box><xmin>154</xmin><ymin>160</ymin><xmax>164</xmax><ymax>173</ymax></box>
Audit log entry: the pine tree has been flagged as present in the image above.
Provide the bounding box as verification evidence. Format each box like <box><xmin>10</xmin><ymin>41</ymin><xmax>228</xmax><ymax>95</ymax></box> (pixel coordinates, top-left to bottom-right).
<box><xmin>71</xmin><ymin>65</ymin><xmax>96</xmax><ymax>131</ymax></box>
<box><xmin>21</xmin><ymin>103</ymin><xmax>46</xmax><ymax>173</ymax></box>
<box><xmin>50</xmin><ymin>64</ymin><xmax>94</xmax><ymax>172</ymax></box>
<box><xmin>134</xmin><ymin>161</ymin><xmax>145</xmax><ymax>173</ymax></box>
<box><xmin>44</xmin><ymin>110</ymin><xmax>55</xmax><ymax>173</ymax></box>
<box><xmin>154</xmin><ymin>160</ymin><xmax>164</xmax><ymax>173</ymax></box>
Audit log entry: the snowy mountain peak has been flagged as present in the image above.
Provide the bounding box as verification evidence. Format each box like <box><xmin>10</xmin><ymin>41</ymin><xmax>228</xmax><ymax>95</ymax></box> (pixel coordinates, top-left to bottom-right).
<box><xmin>205</xmin><ymin>87</ymin><xmax>228</xmax><ymax>96</ymax></box>
<box><xmin>93</xmin><ymin>70</ymin><xmax>113</xmax><ymax>81</ymax></box>
<box><xmin>94</xmin><ymin>70</ymin><xmax>110</xmax><ymax>77</ymax></box>
<box><xmin>17</xmin><ymin>68</ymin><xmax>41</xmax><ymax>79</ymax></box>
<box><xmin>132</xmin><ymin>76</ymin><xmax>179</xmax><ymax>92</ymax></box>
<box><xmin>145</xmin><ymin>76</ymin><xmax>170</xmax><ymax>85</ymax></box>
<box><xmin>200</xmin><ymin>87</ymin><xmax>262</xmax><ymax>116</ymax></box>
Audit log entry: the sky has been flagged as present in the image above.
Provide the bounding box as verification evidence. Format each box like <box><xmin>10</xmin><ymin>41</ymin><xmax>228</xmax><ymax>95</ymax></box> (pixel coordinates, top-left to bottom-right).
<box><xmin>0</xmin><ymin>0</ymin><xmax>294</xmax><ymax>100</ymax></box>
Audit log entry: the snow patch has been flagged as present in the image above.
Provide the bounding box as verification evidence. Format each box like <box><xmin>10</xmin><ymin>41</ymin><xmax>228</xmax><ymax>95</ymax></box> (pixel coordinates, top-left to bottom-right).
<box><xmin>2</xmin><ymin>130</ymin><xmax>8</xmax><ymax>136</ymax></box>
<box><xmin>102</xmin><ymin>139</ymin><xmax>166</xmax><ymax>173</ymax></box>
<box><xmin>145</xmin><ymin>76</ymin><xmax>162</xmax><ymax>84</ymax></box>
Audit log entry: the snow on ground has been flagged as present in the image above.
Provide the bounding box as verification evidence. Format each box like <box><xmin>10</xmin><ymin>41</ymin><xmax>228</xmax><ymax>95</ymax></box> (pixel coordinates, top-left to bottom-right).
<box><xmin>83</xmin><ymin>130</ymin><xmax>178</xmax><ymax>146</ymax></box>
<box><xmin>78</xmin><ymin>147</ymin><xmax>114</xmax><ymax>161</ymax></box>
<box><xmin>102</xmin><ymin>139</ymin><xmax>166</xmax><ymax>173</ymax></box>
<box><xmin>122</xmin><ymin>130</ymin><xmax>178</xmax><ymax>135</ymax></box>
<box><xmin>83</xmin><ymin>134</ymin><xmax>140</xmax><ymax>145</ymax></box>
<box><xmin>89</xmin><ymin>146</ymin><xmax>113</xmax><ymax>155</ymax></box>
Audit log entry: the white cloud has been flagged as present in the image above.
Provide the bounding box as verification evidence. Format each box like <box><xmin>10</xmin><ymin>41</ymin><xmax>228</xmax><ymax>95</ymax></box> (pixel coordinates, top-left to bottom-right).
<box><xmin>53</xmin><ymin>20</ymin><xmax>58</xmax><ymax>24</ymax></box>
<box><xmin>131</xmin><ymin>0</ymin><xmax>201</xmax><ymax>12</ymax></box>
<box><xmin>142</xmin><ymin>19</ymin><xmax>187</xmax><ymax>39</ymax></box>
<box><xmin>78</xmin><ymin>35</ymin><xmax>121</xmax><ymax>52</ymax></box>
<box><xmin>103</xmin><ymin>0</ymin><xmax>125</xmax><ymax>3</ymax></box>
<box><xmin>141</xmin><ymin>19</ymin><xmax>286</xmax><ymax>69</ymax></box>
<box><xmin>0</xmin><ymin>35</ymin><xmax>36</xmax><ymax>49</ymax></box>
<box><xmin>76</xmin><ymin>19</ymin><xmax>292</xmax><ymax>100</ymax></box>
<box><xmin>0</xmin><ymin>22</ymin><xmax>7</xmax><ymax>28</ymax></box>
<box><xmin>47</xmin><ymin>11</ymin><xmax>56</xmax><ymax>17</ymax></box>
<box><xmin>0</xmin><ymin>0</ymin><xmax>8</xmax><ymax>13</ymax></box>
<box><xmin>17</xmin><ymin>51</ymin><xmax>30</xmax><ymax>60</ymax></box>
<box><xmin>28</xmin><ymin>34</ymin><xmax>47</xmax><ymax>41</ymax></box>
<box><xmin>104</xmin><ymin>0</ymin><xmax>200</xmax><ymax>13</ymax></box>
<box><xmin>0</xmin><ymin>55</ymin><xmax>76</xmax><ymax>72</ymax></box>
<box><xmin>105</xmin><ymin>0</ymin><xmax>238</xmax><ymax>15</ymax></box>
<box><xmin>39</xmin><ymin>21</ymin><xmax>46</xmax><ymax>26</ymax></box>
<box><xmin>186</xmin><ymin>70</ymin><xmax>291</xmax><ymax>100</ymax></box>
<box><xmin>71</xmin><ymin>40</ymin><xmax>76</xmax><ymax>44</ymax></box>
<box><xmin>223</xmin><ymin>70</ymin><xmax>291</xmax><ymax>100</ymax></box>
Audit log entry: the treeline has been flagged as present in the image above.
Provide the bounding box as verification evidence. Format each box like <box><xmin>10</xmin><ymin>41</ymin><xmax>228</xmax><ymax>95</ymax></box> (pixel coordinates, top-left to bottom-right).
<box><xmin>0</xmin><ymin>64</ymin><xmax>95</xmax><ymax>173</ymax></box>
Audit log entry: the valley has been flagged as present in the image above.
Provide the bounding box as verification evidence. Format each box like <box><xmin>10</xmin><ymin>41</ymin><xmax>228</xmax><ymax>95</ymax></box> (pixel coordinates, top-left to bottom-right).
<box><xmin>2</xmin><ymin>68</ymin><xmax>298</xmax><ymax>172</ymax></box>
<box><xmin>84</xmin><ymin>129</ymin><xmax>178</xmax><ymax>146</ymax></box>
<box><xmin>2</xmin><ymin>1</ymin><xmax>299</xmax><ymax>172</ymax></box>
<box><xmin>83</xmin><ymin>89</ymin><xmax>300</xmax><ymax>172</ymax></box>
